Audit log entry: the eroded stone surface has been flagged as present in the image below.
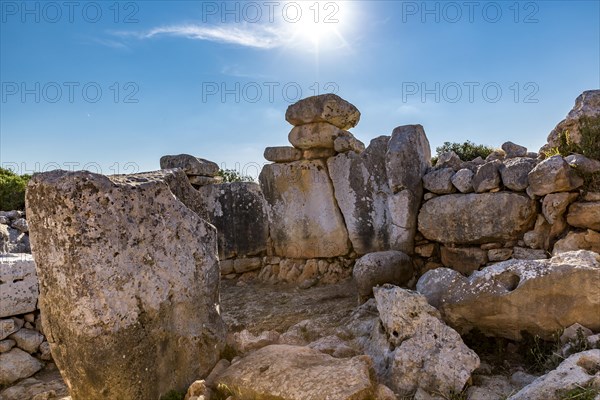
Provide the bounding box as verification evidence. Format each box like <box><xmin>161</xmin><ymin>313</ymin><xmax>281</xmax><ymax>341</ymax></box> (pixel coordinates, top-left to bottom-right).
<box><xmin>260</xmin><ymin>160</ymin><xmax>350</xmax><ymax>258</ymax></box>
<box><xmin>285</xmin><ymin>93</ymin><xmax>361</xmax><ymax>130</ymax></box>
<box><xmin>508</xmin><ymin>350</ymin><xmax>600</xmax><ymax>400</ymax></box>
<box><xmin>26</xmin><ymin>169</ymin><xmax>225</xmax><ymax>400</ymax></box>
<box><xmin>417</xmin><ymin>251</ymin><xmax>600</xmax><ymax>340</ymax></box>
<box><xmin>0</xmin><ymin>254</ymin><xmax>38</xmax><ymax>318</ymax></box>
<box><xmin>216</xmin><ymin>345</ymin><xmax>375</xmax><ymax>400</ymax></box>
<box><xmin>418</xmin><ymin>193</ymin><xmax>537</xmax><ymax>245</ymax></box>
<box><xmin>353</xmin><ymin>251</ymin><xmax>413</xmax><ymax>300</ymax></box>
<box><xmin>195</xmin><ymin>182</ymin><xmax>269</xmax><ymax>260</ymax></box>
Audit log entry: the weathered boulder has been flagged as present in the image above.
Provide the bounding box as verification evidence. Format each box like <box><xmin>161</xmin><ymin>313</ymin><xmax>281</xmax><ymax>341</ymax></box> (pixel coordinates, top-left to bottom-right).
<box><xmin>499</xmin><ymin>157</ymin><xmax>536</xmax><ymax>191</ymax></box>
<box><xmin>303</xmin><ymin>147</ymin><xmax>336</xmax><ymax>159</ymax></box>
<box><xmin>440</xmin><ymin>246</ymin><xmax>488</xmax><ymax>275</ymax></box>
<box><xmin>418</xmin><ymin>193</ymin><xmax>537</xmax><ymax>245</ymax></box>
<box><xmin>385</xmin><ymin>124</ymin><xmax>431</xmax><ymax>194</ymax></box>
<box><xmin>541</xmin><ymin>90</ymin><xmax>600</xmax><ymax>155</ymax></box>
<box><xmin>417</xmin><ymin>250</ymin><xmax>600</xmax><ymax>340</ymax></box>
<box><xmin>508</xmin><ymin>350</ymin><xmax>600</xmax><ymax>400</ymax></box>
<box><xmin>9</xmin><ymin>328</ymin><xmax>43</xmax><ymax>354</ymax></box>
<box><xmin>0</xmin><ymin>254</ymin><xmax>38</xmax><ymax>318</ymax></box>
<box><xmin>422</xmin><ymin>168</ymin><xmax>455</xmax><ymax>194</ymax></box>
<box><xmin>194</xmin><ymin>182</ymin><xmax>269</xmax><ymax>260</ymax></box>
<box><xmin>160</xmin><ymin>154</ymin><xmax>219</xmax><ymax>176</ymax></box>
<box><xmin>334</xmin><ymin>132</ymin><xmax>365</xmax><ymax>153</ymax></box>
<box><xmin>371</xmin><ymin>285</ymin><xmax>479</xmax><ymax>396</ymax></box>
<box><xmin>353</xmin><ymin>251</ymin><xmax>414</xmax><ymax>300</ymax></box>
<box><xmin>565</xmin><ymin>153</ymin><xmax>600</xmax><ymax>174</ymax></box>
<box><xmin>502</xmin><ymin>141</ymin><xmax>527</xmax><ymax>158</ymax></box>
<box><xmin>11</xmin><ymin>218</ymin><xmax>28</xmax><ymax>233</ymax></box>
<box><xmin>328</xmin><ymin>135</ymin><xmax>422</xmax><ymax>255</ymax></box>
<box><xmin>451</xmin><ymin>168</ymin><xmax>474</xmax><ymax>193</ymax></box>
<box><xmin>264</xmin><ymin>146</ymin><xmax>303</xmax><ymax>163</ymax></box>
<box><xmin>528</xmin><ymin>156</ymin><xmax>584</xmax><ymax>196</ymax></box>
<box><xmin>553</xmin><ymin>229</ymin><xmax>600</xmax><ymax>255</ymax></box>
<box><xmin>542</xmin><ymin>192</ymin><xmax>579</xmax><ymax>224</ymax></box>
<box><xmin>0</xmin><ymin>375</ymin><xmax>68</xmax><ymax>400</ymax></box>
<box><xmin>285</xmin><ymin>93</ymin><xmax>361</xmax><ymax>130</ymax></box>
<box><xmin>523</xmin><ymin>215</ymin><xmax>552</xmax><ymax>250</ymax></box>
<box><xmin>0</xmin><ymin>319</ymin><xmax>20</xmax><ymax>341</ymax></box>
<box><xmin>435</xmin><ymin>151</ymin><xmax>462</xmax><ymax>171</ymax></box>
<box><xmin>215</xmin><ymin>345</ymin><xmax>375</xmax><ymax>400</ymax></box>
<box><xmin>259</xmin><ymin>160</ymin><xmax>350</xmax><ymax>258</ymax></box>
<box><xmin>567</xmin><ymin>201</ymin><xmax>600</xmax><ymax>230</ymax></box>
<box><xmin>473</xmin><ymin>160</ymin><xmax>502</xmax><ymax>193</ymax></box>
<box><xmin>288</xmin><ymin>122</ymin><xmax>348</xmax><ymax>149</ymax></box>
<box><xmin>26</xmin><ymin>170</ymin><xmax>225</xmax><ymax>400</ymax></box>
<box><xmin>0</xmin><ymin>348</ymin><xmax>43</xmax><ymax>385</ymax></box>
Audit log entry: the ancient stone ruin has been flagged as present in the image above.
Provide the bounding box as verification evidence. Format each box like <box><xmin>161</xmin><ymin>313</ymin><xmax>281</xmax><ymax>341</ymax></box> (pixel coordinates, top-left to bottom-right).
<box><xmin>1</xmin><ymin>90</ymin><xmax>599</xmax><ymax>399</ymax></box>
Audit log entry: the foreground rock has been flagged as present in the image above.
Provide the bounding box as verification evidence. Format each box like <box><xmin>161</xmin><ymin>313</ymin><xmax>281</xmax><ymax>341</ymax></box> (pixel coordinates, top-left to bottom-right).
<box><xmin>508</xmin><ymin>350</ymin><xmax>600</xmax><ymax>400</ymax></box>
<box><xmin>215</xmin><ymin>344</ymin><xmax>375</xmax><ymax>400</ymax></box>
<box><xmin>367</xmin><ymin>285</ymin><xmax>479</xmax><ymax>396</ymax></box>
<box><xmin>285</xmin><ymin>93</ymin><xmax>361</xmax><ymax>130</ymax></box>
<box><xmin>259</xmin><ymin>160</ymin><xmax>350</xmax><ymax>258</ymax></box>
<box><xmin>0</xmin><ymin>254</ymin><xmax>38</xmax><ymax>318</ymax></box>
<box><xmin>353</xmin><ymin>251</ymin><xmax>413</xmax><ymax>300</ymax></box>
<box><xmin>26</xmin><ymin>170</ymin><xmax>225</xmax><ymax>400</ymax></box>
<box><xmin>418</xmin><ymin>193</ymin><xmax>537</xmax><ymax>244</ymax></box>
<box><xmin>417</xmin><ymin>250</ymin><xmax>600</xmax><ymax>340</ymax></box>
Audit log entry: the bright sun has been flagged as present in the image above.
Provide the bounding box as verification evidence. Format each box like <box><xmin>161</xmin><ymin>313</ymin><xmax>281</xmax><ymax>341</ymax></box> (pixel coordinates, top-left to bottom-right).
<box><xmin>280</xmin><ymin>1</ymin><xmax>353</xmax><ymax>50</ymax></box>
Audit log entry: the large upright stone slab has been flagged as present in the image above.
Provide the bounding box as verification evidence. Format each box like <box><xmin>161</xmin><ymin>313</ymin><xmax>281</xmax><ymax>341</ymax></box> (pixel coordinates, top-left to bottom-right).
<box><xmin>195</xmin><ymin>182</ymin><xmax>269</xmax><ymax>260</ymax></box>
<box><xmin>418</xmin><ymin>193</ymin><xmax>537</xmax><ymax>245</ymax></box>
<box><xmin>328</xmin><ymin>137</ymin><xmax>392</xmax><ymax>255</ymax></box>
<box><xmin>259</xmin><ymin>160</ymin><xmax>350</xmax><ymax>258</ymax></box>
<box><xmin>0</xmin><ymin>254</ymin><xmax>38</xmax><ymax>318</ymax></box>
<box><xmin>26</xmin><ymin>170</ymin><xmax>225</xmax><ymax>400</ymax></box>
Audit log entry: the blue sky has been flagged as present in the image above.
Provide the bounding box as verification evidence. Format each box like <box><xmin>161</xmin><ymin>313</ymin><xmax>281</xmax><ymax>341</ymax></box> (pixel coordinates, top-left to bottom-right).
<box><xmin>1</xmin><ymin>0</ymin><xmax>599</xmax><ymax>178</ymax></box>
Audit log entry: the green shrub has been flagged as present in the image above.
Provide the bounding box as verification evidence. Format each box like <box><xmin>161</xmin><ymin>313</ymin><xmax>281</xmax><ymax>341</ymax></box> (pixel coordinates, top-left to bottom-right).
<box><xmin>558</xmin><ymin>384</ymin><xmax>599</xmax><ymax>400</ymax></box>
<box><xmin>432</xmin><ymin>141</ymin><xmax>495</xmax><ymax>165</ymax></box>
<box><xmin>0</xmin><ymin>168</ymin><xmax>31</xmax><ymax>211</ymax></box>
<box><xmin>159</xmin><ymin>390</ymin><xmax>184</xmax><ymax>400</ymax></box>
<box><xmin>544</xmin><ymin>115</ymin><xmax>600</xmax><ymax>191</ymax></box>
<box><xmin>217</xmin><ymin>169</ymin><xmax>254</xmax><ymax>183</ymax></box>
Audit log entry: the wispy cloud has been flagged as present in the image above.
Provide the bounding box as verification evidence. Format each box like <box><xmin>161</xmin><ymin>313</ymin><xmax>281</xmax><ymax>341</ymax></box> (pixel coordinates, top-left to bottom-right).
<box><xmin>114</xmin><ymin>23</ymin><xmax>287</xmax><ymax>49</ymax></box>
<box><xmin>91</xmin><ymin>38</ymin><xmax>129</xmax><ymax>50</ymax></box>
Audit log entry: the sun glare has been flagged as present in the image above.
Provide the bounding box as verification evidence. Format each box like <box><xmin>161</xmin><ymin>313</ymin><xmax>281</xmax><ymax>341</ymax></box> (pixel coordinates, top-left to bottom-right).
<box><xmin>280</xmin><ymin>1</ymin><xmax>354</xmax><ymax>51</ymax></box>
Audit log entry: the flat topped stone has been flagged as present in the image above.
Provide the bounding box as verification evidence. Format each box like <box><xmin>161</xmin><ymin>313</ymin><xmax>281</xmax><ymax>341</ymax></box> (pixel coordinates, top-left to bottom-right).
<box><xmin>160</xmin><ymin>154</ymin><xmax>219</xmax><ymax>176</ymax></box>
<box><xmin>216</xmin><ymin>344</ymin><xmax>375</xmax><ymax>400</ymax></box>
<box><xmin>285</xmin><ymin>93</ymin><xmax>361</xmax><ymax>130</ymax></box>
<box><xmin>264</xmin><ymin>146</ymin><xmax>302</xmax><ymax>163</ymax></box>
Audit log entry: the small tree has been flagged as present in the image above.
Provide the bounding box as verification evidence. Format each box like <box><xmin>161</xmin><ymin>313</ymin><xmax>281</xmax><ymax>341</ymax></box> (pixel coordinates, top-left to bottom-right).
<box><xmin>217</xmin><ymin>169</ymin><xmax>254</xmax><ymax>183</ymax></box>
<box><xmin>433</xmin><ymin>140</ymin><xmax>495</xmax><ymax>164</ymax></box>
<box><xmin>0</xmin><ymin>168</ymin><xmax>31</xmax><ymax>211</ymax></box>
